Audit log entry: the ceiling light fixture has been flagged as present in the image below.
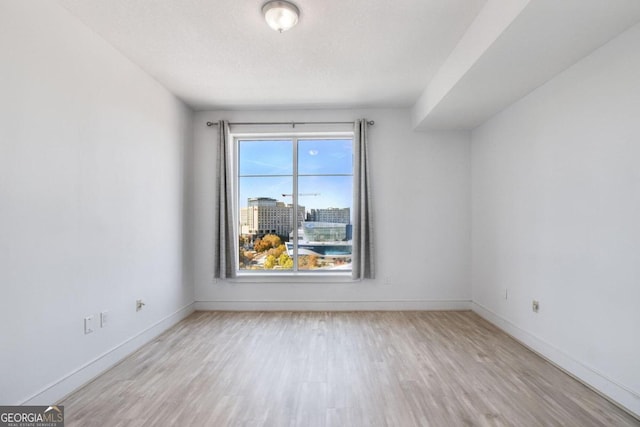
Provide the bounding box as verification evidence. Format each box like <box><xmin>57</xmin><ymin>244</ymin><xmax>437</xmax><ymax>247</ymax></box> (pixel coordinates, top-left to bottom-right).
<box><xmin>262</xmin><ymin>0</ymin><xmax>300</xmax><ymax>33</ymax></box>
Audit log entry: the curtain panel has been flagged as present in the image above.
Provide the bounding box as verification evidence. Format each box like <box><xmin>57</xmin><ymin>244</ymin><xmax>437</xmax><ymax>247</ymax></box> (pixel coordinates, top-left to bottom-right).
<box><xmin>214</xmin><ymin>120</ymin><xmax>235</xmax><ymax>279</ymax></box>
<box><xmin>352</xmin><ymin>119</ymin><xmax>375</xmax><ymax>280</ymax></box>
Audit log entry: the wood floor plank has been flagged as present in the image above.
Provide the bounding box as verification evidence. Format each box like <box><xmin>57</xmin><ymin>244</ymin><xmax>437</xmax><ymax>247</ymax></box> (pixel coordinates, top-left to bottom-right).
<box><xmin>60</xmin><ymin>311</ymin><xmax>639</xmax><ymax>426</ymax></box>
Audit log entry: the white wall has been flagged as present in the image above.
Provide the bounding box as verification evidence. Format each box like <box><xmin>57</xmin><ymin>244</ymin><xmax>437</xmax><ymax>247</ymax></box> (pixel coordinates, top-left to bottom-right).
<box><xmin>192</xmin><ymin>109</ymin><xmax>471</xmax><ymax>310</ymax></box>
<box><xmin>0</xmin><ymin>2</ymin><xmax>194</xmax><ymax>405</ymax></box>
<box><xmin>471</xmin><ymin>23</ymin><xmax>640</xmax><ymax>416</ymax></box>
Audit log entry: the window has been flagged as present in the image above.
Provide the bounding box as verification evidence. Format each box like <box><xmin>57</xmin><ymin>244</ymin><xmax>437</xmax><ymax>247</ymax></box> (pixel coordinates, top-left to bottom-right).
<box><xmin>235</xmin><ymin>134</ymin><xmax>354</xmax><ymax>274</ymax></box>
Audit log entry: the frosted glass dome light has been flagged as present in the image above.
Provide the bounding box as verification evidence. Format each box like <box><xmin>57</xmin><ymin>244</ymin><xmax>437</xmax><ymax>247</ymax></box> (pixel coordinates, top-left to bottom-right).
<box><xmin>262</xmin><ymin>1</ymin><xmax>300</xmax><ymax>33</ymax></box>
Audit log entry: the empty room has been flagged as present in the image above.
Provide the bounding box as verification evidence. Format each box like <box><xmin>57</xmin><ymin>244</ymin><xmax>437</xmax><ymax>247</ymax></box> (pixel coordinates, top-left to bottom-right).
<box><xmin>1</xmin><ymin>0</ymin><xmax>639</xmax><ymax>425</ymax></box>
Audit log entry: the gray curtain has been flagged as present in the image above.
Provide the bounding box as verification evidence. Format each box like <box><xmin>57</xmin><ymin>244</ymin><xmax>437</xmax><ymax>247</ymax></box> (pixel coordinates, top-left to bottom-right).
<box><xmin>214</xmin><ymin>120</ymin><xmax>235</xmax><ymax>279</ymax></box>
<box><xmin>352</xmin><ymin>119</ymin><xmax>375</xmax><ymax>279</ymax></box>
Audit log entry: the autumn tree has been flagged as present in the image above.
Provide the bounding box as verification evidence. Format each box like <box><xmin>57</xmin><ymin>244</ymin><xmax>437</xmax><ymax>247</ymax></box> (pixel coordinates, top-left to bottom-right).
<box><xmin>264</xmin><ymin>254</ymin><xmax>276</xmax><ymax>269</ymax></box>
<box><xmin>278</xmin><ymin>253</ymin><xmax>293</xmax><ymax>269</ymax></box>
<box><xmin>308</xmin><ymin>255</ymin><xmax>318</xmax><ymax>268</ymax></box>
<box><xmin>254</xmin><ymin>234</ymin><xmax>282</xmax><ymax>252</ymax></box>
<box><xmin>267</xmin><ymin>244</ymin><xmax>286</xmax><ymax>259</ymax></box>
<box><xmin>263</xmin><ymin>234</ymin><xmax>282</xmax><ymax>249</ymax></box>
<box><xmin>298</xmin><ymin>255</ymin><xmax>318</xmax><ymax>269</ymax></box>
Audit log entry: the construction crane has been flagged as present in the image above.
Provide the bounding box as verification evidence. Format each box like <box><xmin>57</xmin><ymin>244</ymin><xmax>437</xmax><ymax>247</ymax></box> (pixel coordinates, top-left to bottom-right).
<box><xmin>281</xmin><ymin>193</ymin><xmax>320</xmax><ymax>197</ymax></box>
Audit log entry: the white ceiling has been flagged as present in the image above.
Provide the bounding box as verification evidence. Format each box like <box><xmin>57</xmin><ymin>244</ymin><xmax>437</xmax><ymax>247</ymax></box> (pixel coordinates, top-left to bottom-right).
<box><xmin>57</xmin><ymin>0</ymin><xmax>486</xmax><ymax>111</ymax></box>
<box><xmin>56</xmin><ymin>0</ymin><xmax>640</xmax><ymax>128</ymax></box>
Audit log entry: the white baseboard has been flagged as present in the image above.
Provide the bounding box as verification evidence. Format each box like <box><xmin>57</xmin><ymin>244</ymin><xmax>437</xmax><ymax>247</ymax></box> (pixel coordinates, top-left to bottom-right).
<box><xmin>472</xmin><ymin>302</ymin><xmax>640</xmax><ymax>419</ymax></box>
<box><xmin>195</xmin><ymin>299</ymin><xmax>471</xmax><ymax>311</ymax></box>
<box><xmin>22</xmin><ymin>303</ymin><xmax>195</xmax><ymax>406</ymax></box>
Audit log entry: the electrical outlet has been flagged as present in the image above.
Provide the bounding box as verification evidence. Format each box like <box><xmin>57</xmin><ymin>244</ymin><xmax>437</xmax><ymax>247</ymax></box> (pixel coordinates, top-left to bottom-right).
<box><xmin>100</xmin><ymin>311</ymin><xmax>108</xmax><ymax>327</ymax></box>
<box><xmin>383</xmin><ymin>276</ymin><xmax>392</xmax><ymax>286</ymax></box>
<box><xmin>84</xmin><ymin>315</ymin><xmax>94</xmax><ymax>334</ymax></box>
<box><xmin>532</xmin><ymin>300</ymin><xmax>540</xmax><ymax>313</ymax></box>
<box><xmin>136</xmin><ymin>299</ymin><xmax>145</xmax><ymax>312</ymax></box>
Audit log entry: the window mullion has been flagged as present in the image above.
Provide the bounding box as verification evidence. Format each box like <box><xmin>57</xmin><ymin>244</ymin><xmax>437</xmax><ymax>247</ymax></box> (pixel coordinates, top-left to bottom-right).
<box><xmin>292</xmin><ymin>137</ymin><xmax>299</xmax><ymax>272</ymax></box>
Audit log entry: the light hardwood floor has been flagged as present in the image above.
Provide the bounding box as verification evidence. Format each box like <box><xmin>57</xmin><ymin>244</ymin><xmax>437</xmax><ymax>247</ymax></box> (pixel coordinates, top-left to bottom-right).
<box><xmin>60</xmin><ymin>311</ymin><xmax>639</xmax><ymax>426</ymax></box>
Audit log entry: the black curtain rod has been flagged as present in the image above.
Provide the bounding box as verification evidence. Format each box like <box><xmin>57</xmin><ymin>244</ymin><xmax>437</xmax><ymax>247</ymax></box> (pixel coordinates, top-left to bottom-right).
<box><xmin>206</xmin><ymin>120</ymin><xmax>374</xmax><ymax>127</ymax></box>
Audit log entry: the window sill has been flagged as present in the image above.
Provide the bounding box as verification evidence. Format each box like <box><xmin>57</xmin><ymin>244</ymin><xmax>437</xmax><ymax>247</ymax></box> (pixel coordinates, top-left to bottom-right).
<box><xmin>226</xmin><ymin>272</ymin><xmax>358</xmax><ymax>284</ymax></box>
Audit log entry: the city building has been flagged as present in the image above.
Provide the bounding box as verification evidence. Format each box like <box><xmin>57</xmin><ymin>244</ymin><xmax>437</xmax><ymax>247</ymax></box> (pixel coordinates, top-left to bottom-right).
<box><xmin>307</xmin><ymin>207</ymin><xmax>350</xmax><ymax>224</ymax></box>
<box><xmin>302</xmin><ymin>221</ymin><xmax>352</xmax><ymax>242</ymax></box>
<box><xmin>240</xmin><ymin>197</ymin><xmax>305</xmax><ymax>237</ymax></box>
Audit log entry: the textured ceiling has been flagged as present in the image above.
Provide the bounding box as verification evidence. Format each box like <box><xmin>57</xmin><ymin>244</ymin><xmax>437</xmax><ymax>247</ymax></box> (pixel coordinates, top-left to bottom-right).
<box><xmin>57</xmin><ymin>0</ymin><xmax>486</xmax><ymax>110</ymax></box>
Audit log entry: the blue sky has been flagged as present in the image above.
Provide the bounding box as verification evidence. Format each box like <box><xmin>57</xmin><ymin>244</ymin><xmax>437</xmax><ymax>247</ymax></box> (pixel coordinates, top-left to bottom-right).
<box><xmin>238</xmin><ymin>139</ymin><xmax>353</xmax><ymax>214</ymax></box>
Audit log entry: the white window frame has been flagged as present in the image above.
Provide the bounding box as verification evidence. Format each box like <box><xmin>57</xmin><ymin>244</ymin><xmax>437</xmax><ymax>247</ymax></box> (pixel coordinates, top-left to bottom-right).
<box><xmin>231</xmin><ymin>130</ymin><xmax>356</xmax><ymax>282</ymax></box>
